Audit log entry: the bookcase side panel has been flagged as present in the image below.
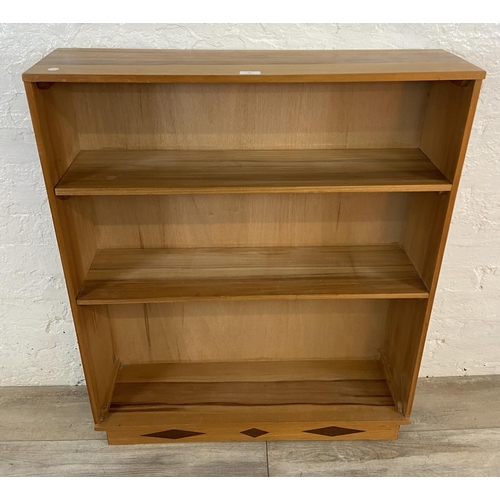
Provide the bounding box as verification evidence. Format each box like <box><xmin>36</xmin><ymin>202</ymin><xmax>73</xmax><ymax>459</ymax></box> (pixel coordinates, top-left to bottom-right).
<box><xmin>388</xmin><ymin>80</ymin><xmax>483</xmax><ymax>416</ymax></box>
<box><xmin>405</xmin><ymin>81</ymin><xmax>482</xmax><ymax>288</ymax></box>
<box><xmin>381</xmin><ymin>299</ymin><xmax>428</xmax><ymax>414</ymax></box>
<box><xmin>420</xmin><ymin>81</ymin><xmax>480</xmax><ymax>182</ymax></box>
<box><xmin>401</xmin><ymin>192</ymin><xmax>450</xmax><ymax>290</ymax></box>
<box><xmin>24</xmin><ymin>83</ymin><xmax>117</xmax><ymax>422</ymax></box>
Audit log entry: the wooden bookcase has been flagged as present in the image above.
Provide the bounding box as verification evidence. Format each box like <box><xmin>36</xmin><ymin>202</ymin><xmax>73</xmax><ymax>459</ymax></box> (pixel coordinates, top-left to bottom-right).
<box><xmin>23</xmin><ymin>49</ymin><xmax>485</xmax><ymax>444</ymax></box>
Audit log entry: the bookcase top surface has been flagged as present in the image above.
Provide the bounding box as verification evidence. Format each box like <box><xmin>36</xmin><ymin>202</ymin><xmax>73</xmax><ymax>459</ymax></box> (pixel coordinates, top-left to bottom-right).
<box><xmin>23</xmin><ymin>48</ymin><xmax>485</xmax><ymax>83</ymax></box>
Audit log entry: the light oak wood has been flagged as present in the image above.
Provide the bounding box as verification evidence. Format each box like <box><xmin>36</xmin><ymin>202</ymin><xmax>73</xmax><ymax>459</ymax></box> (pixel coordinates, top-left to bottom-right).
<box><xmin>420</xmin><ymin>81</ymin><xmax>479</xmax><ymax>182</ymax></box>
<box><xmin>97</xmin><ymin>360</ymin><xmax>406</xmax><ymax>442</ymax></box>
<box><xmin>117</xmin><ymin>359</ymin><xmax>388</xmax><ymax>383</ymax></box>
<box><xmin>105</xmin><ymin>424</ymin><xmax>400</xmax><ymax>445</ymax></box>
<box><xmin>108</xmin><ymin>300</ymin><xmax>390</xmax><ymax>364</ymax></box>
<box><xmin>112</xmin><ymin>379</ymin><xmax>393</xmax><ymax>408</ymax></box>
<box><xmin>64</xmin><ymin>82</ymin><xmax>429</xmax><ymax>151</ymax></box>
<box><xmin>112</xmin><ymin>360</ymin><xmax>393</xmax><ymax>409</ymax></box>
<box><xmin>22</xmin><ymin>49</ymin><xmax>485</xmax><ymax>83</ymax></box>
<box><xmin>55</xmin><ymin>149</ymin><xmax>451</xmax><ymax>196</ymax></box>
<box><xmin>402</xmin><ymin>192</ymin><xmax>450</xmax><ymax>290</ymax></box>
<box><xmin>97</xmin><ymin>403</ymin><xmax>408</xmax><ymax>428</ymax></box>
<box><xmin>382</xmin><ymin>299</ymin><xmax>428</xmax><ymax>414</ymax></box>
<box><xmin>77</xmin><ymin>245</ymin><xmax>428</xmax><ymax>305</ymax></box>
<box><xmin>92</xmin><ymin>192</ymin><xmax>408</xmax><ymax>249</ymax></box>
<box><xmin>387</xmin><ymin>80</ymin><xmax>483</xmax><ymax>416</ymax></box>
<box><xmin>103</xmin><ymin>360</ymin><xmax>404</xmax><ymax>418</ymax></box>
<box><xmin>24</xmin><ymin>83</ymin><xmax>117</xmax><ymax>423</ymax></box>
<box><xmin>23</xmin><ymin>49</ymin><xmax>485</xmax><ymax>443</ymax></box>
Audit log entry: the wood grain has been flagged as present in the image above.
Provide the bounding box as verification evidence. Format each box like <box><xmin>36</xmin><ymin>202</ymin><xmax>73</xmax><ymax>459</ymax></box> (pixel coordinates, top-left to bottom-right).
<box><xmin>402</xmin><ymin>192</ymin><xmax>450</xmax><ymax>289</ymax></box>
<box><xmin>0</xmin><ymin>387</ymin><xmax>104</xmax><ymax>442</ymax></box>
<box><xmin>108</xmin><ymin>360</ymin><xmax>398</xmax><ymax>412</ymax></box>
<box><xmin>68</xmin><ymin>81</ymin><xmax>428</xmax><ymax>151</ymax></box>
<box><xmin>117</xmin><ymin>360</ymin><xmax>388</xmax><ymax>383</ymax></box>
<box><xmin>3</xmin><ymin>377</ymin><xmax>500</xmax><ymax>475</ymax></box>
<box><xmin>111</xmin><ymin>380</ymin><xmax>394</xmax><ymax>408</ymax></box>
<box><xmin>0</xmin><ymin>440</ymin><xmax>268</xmax><ymax>477</ymax></box>
<box><xmin>408</xmin><ymin>376</ymin><xmax>500</xmax><ymax>433</ymax></box>
<box><xmin>105</xmin><ymin>424</ymin><xmax>400</xmax><ymax>445</ymax></box>
<box><xmin>382</xmin><ymin>299</ymin><xmax>428</xmax><ymax>414</ymax></box>
<box><xmin>23</xmin><ymin>48</ymin><xmax>485</xmax><ymax>443</ymax></box>
<box><xmin>77</xmin><ymin>245</ymin><xmax>429</xmax><ymax>305</ymax></box>
<box><xmin>420</xmin><ymin>81</ymin><xmax>478</xmax><ymax>182</ymax></box>
<box><xmin>111</xmin><ymin>360</ymin><xmax>393</xmax><ymax>410</ymax></box>
<box><xmin>55</xmin><ymin>149</ymin><xmax>451</xmax><ymax>196</ymax></box>
<box><xmin>2</xmin><ymin>375</ymin><xmax>498</xmax><ymax>441</ymax></box>
<box><xmin>22</xmin><ymin>48</ymin><xmax>486</xmax><ymax>83</ymax></box>
<box><xmin>394</xmin><ymin>80</ymin><xmax>484</xmax><ymax>417</ymax></box>
<box><xmin>107</xmin><ymin>301</ymin><xmax>390</xmax><ymax>364</ymax></box>
<box><xmin>267</xmin><ymin>428</ymin><xmax>500</xmax><ymax>476</ymax></box>
<box><xmin>92</xmin><ymin>192</ymin><xmax>408</xmax><ymax>250</ymax></box>
<box><xmin>98</xmin><ymin>404</ymin><xmax>407</xmax><ymax>429</ymax></box>
<box><xmin>24</xmin><ymin>83</ymin><xmax>117</xmax><ymax>423</ymax></box>
<box><xmin>98</xmin><ymin>360</ymin><xmax>405</xmax><ymax>440</ymax></box>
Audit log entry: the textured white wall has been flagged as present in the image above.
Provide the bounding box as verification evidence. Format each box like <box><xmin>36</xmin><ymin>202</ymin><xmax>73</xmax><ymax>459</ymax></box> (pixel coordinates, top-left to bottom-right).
<box><xmin>1</xmin><ymin>24</ymin><xmax>499</xmax><ymax>385</ymax></box>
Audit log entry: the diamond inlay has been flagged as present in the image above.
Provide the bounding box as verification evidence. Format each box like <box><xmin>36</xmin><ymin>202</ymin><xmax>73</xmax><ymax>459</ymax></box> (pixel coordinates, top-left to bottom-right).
<box><xmin>303</xmin><ymin>425</ymin><xmax>364</xmax><ymax>437</ymax></box>
<box><xmin>240</xmin><ymin>428</ymin><xmax>269</xmax><ymax>438</ymax></box>
<box><xmin>143</xmin><ymin>429</ymin><xmax>205</xmax><ymax>440</ymax></box>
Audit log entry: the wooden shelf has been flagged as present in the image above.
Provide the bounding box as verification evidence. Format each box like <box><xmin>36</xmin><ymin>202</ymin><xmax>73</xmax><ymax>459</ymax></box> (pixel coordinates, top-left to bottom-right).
<box><xmin>23</xmin><ymin>48</ymin><xmax>486</xmax><ymax>84</ymax></box>
<box><xmin>77</xmin><ymin>245</ymin><xmax>428</xmax><ymax>305</ymax></box>
<box><xmin>97</xmin><ymin>360</ymin><xmax>408</xmax><ymax>442</ymax></box>
<box><xmin>56</xmin><ymin>149</ymin><xmax>451</xmax><ymax>196</ymax></box>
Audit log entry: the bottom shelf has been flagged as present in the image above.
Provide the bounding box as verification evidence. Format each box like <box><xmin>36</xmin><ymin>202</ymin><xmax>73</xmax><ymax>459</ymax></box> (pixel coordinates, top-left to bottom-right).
<box><xmin>98</xmin><ymin>360</ymin><xmax>409</xmax><ymax>444</ymax></box>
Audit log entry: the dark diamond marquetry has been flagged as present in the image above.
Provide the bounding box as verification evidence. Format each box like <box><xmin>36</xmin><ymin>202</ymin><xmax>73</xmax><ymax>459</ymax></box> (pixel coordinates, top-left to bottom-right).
<box><xmin>304</xmin><ymin>425</ymin><xmax>364</xmax><ymax>437</ymax></box>
<box><xmin>240</xmin><ymin>428</ymin><xmax>269</xmax><ymax>438</ymax></box>
<box><xmin>143</xmin><ymin>429</ymin><xmax>205</xmax><ymax>440</ymax></box>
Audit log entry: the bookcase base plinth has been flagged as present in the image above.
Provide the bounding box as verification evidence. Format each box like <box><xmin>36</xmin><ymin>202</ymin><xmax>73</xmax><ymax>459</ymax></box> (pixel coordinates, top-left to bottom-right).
<box><xmin>104</xmin><ymin>422</ymin><xmax>401</xmax><ymax>445</ymax></box>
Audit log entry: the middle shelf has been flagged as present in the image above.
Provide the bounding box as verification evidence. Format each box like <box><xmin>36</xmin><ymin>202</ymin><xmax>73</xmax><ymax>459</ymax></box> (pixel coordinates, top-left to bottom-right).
<box><xmin>77</xmin><ymin>245</ymin><xmax>429</xmax><ymax>305</ymax></box>
<box><xmin>55</xmin><ymin>148</ymin><xmax>452</xmax><ymax>196</ymax></box>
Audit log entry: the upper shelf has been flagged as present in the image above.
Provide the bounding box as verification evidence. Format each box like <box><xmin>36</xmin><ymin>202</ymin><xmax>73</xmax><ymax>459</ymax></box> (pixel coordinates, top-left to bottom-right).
<box><xmin>23</xmin><ymin>49</ymin><xmax>486</xmax><ymax>84</ymax></box>
<box><xmin>55</xmin><ymin>149</ymin><xmax>452</xmax><ymax>196</ymax></box>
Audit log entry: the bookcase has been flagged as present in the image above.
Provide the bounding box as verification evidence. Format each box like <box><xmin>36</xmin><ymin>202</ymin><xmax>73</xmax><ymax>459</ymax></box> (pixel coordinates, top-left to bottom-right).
<box><xmin>23</xmin><ymin>49</ymin><xmax>485</xmax><ymax>444</ymax></box>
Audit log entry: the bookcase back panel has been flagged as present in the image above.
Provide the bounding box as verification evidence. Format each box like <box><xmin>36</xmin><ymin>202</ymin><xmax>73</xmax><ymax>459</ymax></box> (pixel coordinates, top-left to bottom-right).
<box><xmin>83</xmin><ymin>193</ymin><xmax>408</xmax><ymax>249</ymax></box>
<box><xmin>55</xmin><ymin>82</ymin><xmax>429</xmax><ymax>150</ymax></box>
<box><xmin>106</xmin><ymin>300</ymin><xmax>390</xmax><ymax>363</ymax></box>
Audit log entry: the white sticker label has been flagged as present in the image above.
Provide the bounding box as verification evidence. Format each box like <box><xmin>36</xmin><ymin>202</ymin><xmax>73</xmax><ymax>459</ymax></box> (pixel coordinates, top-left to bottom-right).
<box><xmin>239</xmin><ymin>70</ymin><xmax>261</xmax><ymax>75</ymax></box>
